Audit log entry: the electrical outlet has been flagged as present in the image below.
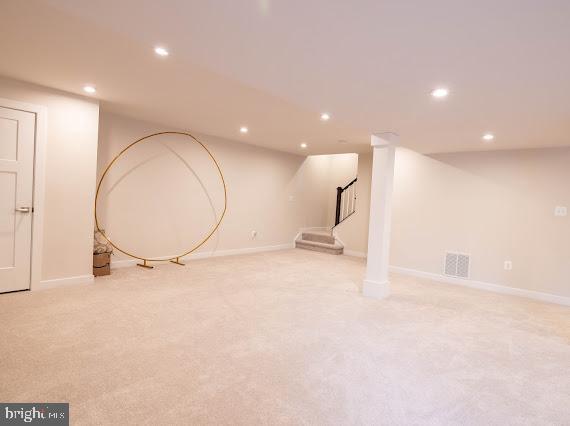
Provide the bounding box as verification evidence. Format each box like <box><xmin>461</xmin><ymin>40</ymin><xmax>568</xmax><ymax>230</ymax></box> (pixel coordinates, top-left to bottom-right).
<box><xmin>251</xmin><ymin>230</ymin><xmax>257</xmax><ymax>239</ymax></box>
<box><xmin>504</xmin><ymin>261</ymin><xmax>513</xmax><ymax>271</ymax></box>
<box><xmin>554</xmin><ymin>206</ymin><xmax>568</xmax><ymax>217</ymax></box>
<box><xmin>288</xmin><ymin>195</ymin><xmax>295</xmax><ymax>202</ymax></box>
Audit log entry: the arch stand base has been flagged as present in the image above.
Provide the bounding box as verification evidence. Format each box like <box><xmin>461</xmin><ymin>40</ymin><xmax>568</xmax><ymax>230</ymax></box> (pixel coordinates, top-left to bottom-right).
<box><xmin>137</xmin><ymin>260</ymin><xmax>154</xmax><ymax>269</ymax></box>
<box><xmin>170</xmin><ymin>257</ymin><xmax>185</xmax><ymax>266</ymax></box>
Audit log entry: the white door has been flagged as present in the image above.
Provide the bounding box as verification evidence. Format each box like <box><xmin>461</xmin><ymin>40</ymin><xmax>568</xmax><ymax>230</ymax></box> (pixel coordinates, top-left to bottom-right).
<box><xmin>0</xmin><ymin>106</ymin><xmax>35</xmax><ymax>293</ymax></box>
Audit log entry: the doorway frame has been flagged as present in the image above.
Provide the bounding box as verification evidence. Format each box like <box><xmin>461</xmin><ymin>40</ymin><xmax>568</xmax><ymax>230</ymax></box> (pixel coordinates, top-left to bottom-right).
<box><xmin>0</xmin><ymin>97</ymin><xmax>47</xmax><ymax>291</ymax></box>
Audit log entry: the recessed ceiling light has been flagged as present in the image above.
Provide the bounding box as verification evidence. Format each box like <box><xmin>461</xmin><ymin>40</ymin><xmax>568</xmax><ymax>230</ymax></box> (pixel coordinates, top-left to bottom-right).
<box><xmin>431</xmin><ymin>87</ymin><xmax>449</xmax><ymax>99</ymax></box>
<box><xmin>320</xmin><ymin>113</ymin><xmax>331</xmax><ymax>121</ymax></box>
<box><xmin>83</xmin><ymin>85</ymin><xmax>96</xmax><ymax>94</ymax></box>
<box><xmin>482</xmin><ymin>133</ymin><xmax>495</xmax><ymax>141</ymax></box>
<box><xmin>240</xmin><ymin>127</ymin><xmax>248</xmax><ymax>134</ymax></box>
<box><xmin>300</xmin><ymin>143</ymin><xmax>308</xmax><ymax>149</ymax></box>
<box><xmin>154</xmin><ymin>46</ymin><xmax>169</xmax><ymax>57</ymax></box>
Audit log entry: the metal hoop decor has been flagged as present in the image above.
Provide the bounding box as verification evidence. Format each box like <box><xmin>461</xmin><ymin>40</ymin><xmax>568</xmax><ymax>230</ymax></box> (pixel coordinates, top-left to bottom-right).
<box><xmin>94</xmin><ymin>131</ymin><xmax>227</xmax><ymax>267</ymax></box>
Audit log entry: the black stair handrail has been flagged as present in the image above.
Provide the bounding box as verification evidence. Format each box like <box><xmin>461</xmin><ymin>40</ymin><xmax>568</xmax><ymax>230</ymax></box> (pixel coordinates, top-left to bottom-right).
<box><xmin>334</xmin><ymin>177</ymin><xmax>357</xmax><ymax>226</ymax></box>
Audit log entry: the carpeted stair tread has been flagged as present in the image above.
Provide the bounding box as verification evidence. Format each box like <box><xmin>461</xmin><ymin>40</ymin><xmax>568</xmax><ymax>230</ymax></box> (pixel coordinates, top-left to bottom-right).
<box><xmin>301</xmin><ymin>232</ymin><xmax>335</xmax><ymax>245</ymax></box>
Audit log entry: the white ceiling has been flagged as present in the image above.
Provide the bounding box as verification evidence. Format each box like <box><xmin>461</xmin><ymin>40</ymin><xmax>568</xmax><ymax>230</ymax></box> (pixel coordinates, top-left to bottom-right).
<box><xmin>1</xmin><ymin>0</ymin><xmax>569</xmax><ymax>155</ymax></box>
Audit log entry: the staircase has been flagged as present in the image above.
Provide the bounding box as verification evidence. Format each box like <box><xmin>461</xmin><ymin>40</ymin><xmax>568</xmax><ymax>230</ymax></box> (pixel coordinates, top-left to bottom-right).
<box><xmin>334</xmin><ymin>177</ymin><xmax>357</xmax><ymax>226</ymax></box>
<box><xmin>295</xmin><ymin>230</ymin><xmax>344</xmax><ymax>255</ymax></box>
<box><xmin>295</xmin><ymin>176</ymin><xmax>357</xmax><ymax>255</ymax></box>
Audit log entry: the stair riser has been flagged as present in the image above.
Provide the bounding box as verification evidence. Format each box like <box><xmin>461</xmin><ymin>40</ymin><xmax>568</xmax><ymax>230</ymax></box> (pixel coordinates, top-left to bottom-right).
<box><xmin>301</xmin><ymin>233</ymin><xmax>335</xmax><ymax>244</ymax></box>
<box><xmin>295</xmin><ymin>242</ymin><xmax>343</xmax><ymax>255</ymax></box>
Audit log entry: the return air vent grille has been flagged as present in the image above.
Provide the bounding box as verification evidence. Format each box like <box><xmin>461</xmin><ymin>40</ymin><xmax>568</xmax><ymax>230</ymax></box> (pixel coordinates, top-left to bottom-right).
<box><xmin>444</xmin><ymin>252</ymin><xmax>470</xmax><ymax>279</ymax></box>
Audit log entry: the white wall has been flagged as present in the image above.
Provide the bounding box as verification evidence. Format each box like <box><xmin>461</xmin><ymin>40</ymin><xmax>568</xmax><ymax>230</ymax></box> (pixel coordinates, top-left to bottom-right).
<box><xmin>0</xmin><ymin>76</ymin><xmax>100</xmax><ymax>282</ymax></box>
<box><xmin>338</xmin><ymin>147</ymin><xmax>570</xmax><ymax>298</ymax></box>
<box><xmin>96</xmin><ymin>112</ymin><xmax>339</xmax><ymax>261</ymax></box>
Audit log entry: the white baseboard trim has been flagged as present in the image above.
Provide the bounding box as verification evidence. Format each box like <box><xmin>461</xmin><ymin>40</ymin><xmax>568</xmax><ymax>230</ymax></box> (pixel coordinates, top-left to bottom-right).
<box><xmin>37</xmin><ymin>274</ymin><xmax>94</xmax><ymax>290</ymax></box>
<box><xmin>111</xmin><ymin>259</ymin><xmax>138</xmax><ymax>269</ymax></box>
<box><xmin>389</xmin><ymin>266</ymin><xmax>570</xmax><ymax>307</ymax></box>
<box><xmin>111</xmin><ymin>243</ymin><xmax>295</xmax><ymax>269</ymax></box>
<box><xmin>343</xmin><ymin>250</ymin><xmax>367</xmax><ymax>258</ymax></box>
<box><xmin>328</xmin><ymin>232</ymin><xmax>366</xmax><ymax>259</ymax></box>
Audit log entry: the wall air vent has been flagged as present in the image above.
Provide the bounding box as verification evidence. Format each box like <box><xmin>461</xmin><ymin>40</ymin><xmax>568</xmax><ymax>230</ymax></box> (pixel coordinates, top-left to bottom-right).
<box><xmin>444</xmin><ymin>252</ymin><xmax>470</xmax><ymax>279</ymax></box>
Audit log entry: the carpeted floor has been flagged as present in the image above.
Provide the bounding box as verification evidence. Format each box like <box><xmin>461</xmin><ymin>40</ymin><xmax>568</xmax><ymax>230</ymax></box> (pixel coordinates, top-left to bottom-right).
<box><xmin>1</xmin><ymin>249</ymin><xmax>569</xmax><ymax>425</ymax></box>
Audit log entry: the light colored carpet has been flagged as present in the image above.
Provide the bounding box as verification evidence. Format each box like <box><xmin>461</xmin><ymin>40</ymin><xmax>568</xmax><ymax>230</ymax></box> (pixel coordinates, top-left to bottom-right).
<box><xmin>1</xmin><ymin>249</ymin><xmax>569</xmax><ymax>425</ymax></box>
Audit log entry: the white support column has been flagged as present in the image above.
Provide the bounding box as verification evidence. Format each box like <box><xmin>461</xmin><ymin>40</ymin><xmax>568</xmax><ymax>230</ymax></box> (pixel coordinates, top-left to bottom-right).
<box><xmin>362</xmin><ymin>132</ymin><xmax>398</xmax><ymax>299</ymax></box>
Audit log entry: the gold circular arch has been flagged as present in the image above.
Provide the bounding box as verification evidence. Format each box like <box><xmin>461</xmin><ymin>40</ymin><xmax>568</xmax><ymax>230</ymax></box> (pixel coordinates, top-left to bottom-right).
<box><xmin>94</xmin><ymin>131</ymin><xmax>227</xmax><ymax>265</ymax></box>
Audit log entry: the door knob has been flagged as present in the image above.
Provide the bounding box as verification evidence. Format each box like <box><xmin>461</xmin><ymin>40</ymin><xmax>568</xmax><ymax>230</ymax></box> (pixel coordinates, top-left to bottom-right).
<box><xmin>15</xmin><ymin>207</ymin><xmax>32</xmax><ymax>213</ymax></box>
